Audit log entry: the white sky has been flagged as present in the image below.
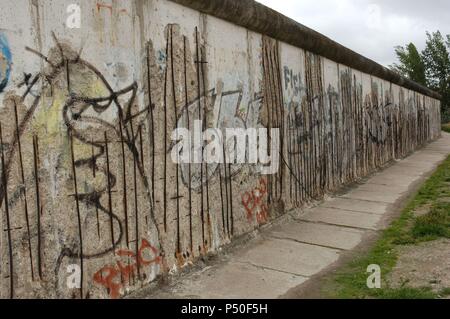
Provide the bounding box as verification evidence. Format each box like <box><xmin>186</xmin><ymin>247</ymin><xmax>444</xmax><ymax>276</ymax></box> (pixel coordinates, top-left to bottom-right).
<box><xmin>256</xmin><ymin>0</ymin><xmax>450</xmax><ymax>67</ymax></box>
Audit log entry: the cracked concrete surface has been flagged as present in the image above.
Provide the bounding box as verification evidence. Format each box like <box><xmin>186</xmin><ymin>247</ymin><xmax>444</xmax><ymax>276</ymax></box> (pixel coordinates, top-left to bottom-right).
<box><xmin>134</xmin><ymin>133</ymin><xmax>450</xmax><ymax>299</ymax></box>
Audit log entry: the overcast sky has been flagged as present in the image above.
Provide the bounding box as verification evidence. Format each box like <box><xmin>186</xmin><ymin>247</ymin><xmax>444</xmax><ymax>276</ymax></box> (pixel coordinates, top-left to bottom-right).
<box><xmin>256</xmin><ymin>0</ymin><xmax>450</xmax><ymax>67</ymax></box>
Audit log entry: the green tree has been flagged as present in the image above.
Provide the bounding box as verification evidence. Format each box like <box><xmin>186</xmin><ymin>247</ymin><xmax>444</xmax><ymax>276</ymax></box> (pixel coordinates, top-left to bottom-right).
<box><xmin>422</xmin><ymin>31</ymin><xmax>450</xmax><ymax>122</ymax></box>
<box><xmin>422</xmin><ymin>31</ymin><xmax>450</xmax><ymax>91</ymax></box>
<box><xmin>392</xmin><ymin>31</ymin><xmax>450</xmax><ymax>123</ymax></box>
<box><xmin>391</xmin><ymin>43</ymin><xmax>426</xmax><ymax>86</ymax></box>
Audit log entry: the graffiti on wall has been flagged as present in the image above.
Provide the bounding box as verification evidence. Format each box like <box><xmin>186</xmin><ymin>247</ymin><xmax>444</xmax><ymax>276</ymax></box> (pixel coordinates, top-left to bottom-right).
<box><xmin>280</xmin><ymin>56</ymin><xmax>441</xmax><ymax>211</ymax></box>
<box><xmin>93</xmin><ymin>238</ymin><xmax>161</xmax><ymax>299</ymax></box>
<box><xmin>0</xmin><ymin>32</ymin><xmax>163</xmax><ymax>299</ymax></box>
<box><xmin>0</xmin><ymin>6</ymin><xmax>441</xmax><ymax>300</ymax></box>
<box><xmin>0</xmin><ymin>33</ymin><xmax>12</xmax><ymax>93</ymax></box>
<box><xmin>241</xmin><ymin>178</ymin><xmax>269</xmax><ymax>225</ymax></box>
<box><xmin>0</xmin><ymin>23</ymin><xmax>274</xmax><ymax>299</ymax></box>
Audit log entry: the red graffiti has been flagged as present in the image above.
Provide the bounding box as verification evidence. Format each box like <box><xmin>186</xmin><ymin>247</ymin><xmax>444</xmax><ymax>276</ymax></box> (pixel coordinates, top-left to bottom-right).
<box><xmin>96</xmin><ymin>3</ymin><xmax>130</xmax><ymax>16</ymax></box>
<box><xmin>241</xmin><ymin>178</ymin><xmax>269</xmax><ymax>225</ymax></box>
<box><xmin>93</xmin><ymin>238</ymin><xmax>161</xmax><ymax>299</ymax></box>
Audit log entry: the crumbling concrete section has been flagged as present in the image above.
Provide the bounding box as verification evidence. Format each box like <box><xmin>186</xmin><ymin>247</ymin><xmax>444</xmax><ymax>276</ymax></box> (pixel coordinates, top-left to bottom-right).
<box><xmin>136</xmin><ymin>133</ymin><xmax>450</xmax><ymax>299</ymax></box>
<box><xmin>0</xmin><ymin>0</ymin><xmax>443</xmax><ymax>298</ymax></box>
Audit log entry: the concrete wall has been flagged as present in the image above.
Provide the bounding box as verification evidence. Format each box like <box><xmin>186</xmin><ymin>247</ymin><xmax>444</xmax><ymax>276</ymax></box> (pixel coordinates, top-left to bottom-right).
<box><xmin>0</xmin><ymin>0</ymin><xmax>441</xmax><ymax>299</ymax></box>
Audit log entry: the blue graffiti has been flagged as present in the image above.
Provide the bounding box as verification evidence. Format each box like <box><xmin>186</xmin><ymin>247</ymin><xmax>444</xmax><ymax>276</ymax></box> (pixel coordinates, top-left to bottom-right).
<box><xmin>0</xmin><ymin>33</ymin><xmax>12</xmax><ymax>93</ymax></box>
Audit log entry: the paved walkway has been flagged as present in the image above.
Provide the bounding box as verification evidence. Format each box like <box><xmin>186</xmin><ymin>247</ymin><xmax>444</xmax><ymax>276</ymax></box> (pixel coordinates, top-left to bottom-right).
<box><xmin>139</xmin><ymin>133</ymin><xmax>450</xmax><ymax>299</ymax></box>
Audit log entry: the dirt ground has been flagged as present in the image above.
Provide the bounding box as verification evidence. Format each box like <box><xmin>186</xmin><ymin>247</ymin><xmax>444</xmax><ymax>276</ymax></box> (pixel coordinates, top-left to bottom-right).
<box><xmin>388</xmin><ymin>239</ymin><xmax>450</xmax><ymax>295</ymax></box>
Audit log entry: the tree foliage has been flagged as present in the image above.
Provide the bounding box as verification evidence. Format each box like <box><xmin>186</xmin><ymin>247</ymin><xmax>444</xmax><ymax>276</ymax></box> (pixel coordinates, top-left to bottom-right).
<box><xmin>422</xmin><ymin>31</ymin><xmax>450</xmax><ymax>91</ymax></box>
<box><xmin>392</xmin><ymin>31</ymin><xmax>450</xmax><ymax>123</ymax></box>
<box><xmin>392</xmin><ymin>43</ymin><xmax>426</xmax><ymax>86</ymax></box>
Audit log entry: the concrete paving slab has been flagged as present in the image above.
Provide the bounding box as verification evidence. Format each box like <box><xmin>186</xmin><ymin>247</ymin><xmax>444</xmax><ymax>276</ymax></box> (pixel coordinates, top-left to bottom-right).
<box><xmin>417</xmin><ymin>150</ymin><xmax>449</xmax><ymax>156</ymax></box>
<box><xmin>401</xmin><ymin>155</ymin><xmax>444</xmax><ymax>162</ymax></box>
<box><xmin>165</xmin><ymin>262</ymin><xmax>308</xmax><ymax>299</ymax></box>
<box><xmin>399</xmin><ymin>159</ymin><xmax>442</xmax><ymax>167</ymax></box>
<box><xmin>355</xmin><ymin>183</ymin><xmax>408</xmax><ymax>195</ymax></box>
<box><xmin>300</xmin><ymin>207</ymin><xmax>382</xmax><ymax>230</ymax></box>
<box><xmin>321</xmin><ymin>197</ymin><xmax>388</xmax><ymax>215</ymax></box>
<box><xmin>373</xmin><ymin>171</ymin><xmax>418</xmax><ymax>181</ymax></box>
<box><xmin>366</xmin><ymin>174</ymin><xmax>417</xmax><ymax>187</ymax></box>
<box><xmin>343</xmin><ymin>189</ymin><xmax>401</xmax><ymax>204</ymax></box>
<box><xmin>395</xmin><ymin>162</ymin><xmax>438</xmax><ymax>170</ymax></box>
<box><xmin>234</xmin><ymin>238</ymin><xmax>340</xmax><ymax>277</ymax></box>
<box><xmin>267</xmin><ymin>221</ymin><xmax>365</xmax><ymax>250</ymax></box>
<box><xmin>366</xmin><ymin>180</ymin><xmax>412</xmax><ymax>188</ymax></box>
<box><xmin>400</xmin><ymin>155</ymin><xmax>441</xmax><ymax>161</ymax></box>
<box><xmin>381</xmin><ymin>166</ymin><xmax>425</xmax><ymax>177</ymax></box>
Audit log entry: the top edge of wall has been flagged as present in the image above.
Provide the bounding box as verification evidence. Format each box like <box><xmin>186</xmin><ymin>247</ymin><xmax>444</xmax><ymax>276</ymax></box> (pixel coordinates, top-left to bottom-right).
<box><xmin>168</xmin><ymin>0</ymin><xmax>442</xmax><ymax>100</ymax></box>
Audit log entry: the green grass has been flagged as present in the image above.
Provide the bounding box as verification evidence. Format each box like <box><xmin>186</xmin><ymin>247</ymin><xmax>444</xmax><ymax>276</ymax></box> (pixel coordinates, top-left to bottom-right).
<box><xmin>323</xmin><ymin>154</ymin><xmax>450</xmax><ymax>299</ymax></box>
<box><xmin>439</xmin><ymin>288</ymin><xmax>450</xmax><ymax>297</ymax></box>
<box><xmin>443</xmin><ymin>124</ymin><xmax>450</xmax><ymax>133</ymax></box>
<box><xmin>412</xmin><ymin>203</ymin><xmax>450</xmax><ymax>241</ymax></box>
<box><xmin>373</xmin><ymin>287</ymin><xmax>437</xmax><ymax>299</ymax></box>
